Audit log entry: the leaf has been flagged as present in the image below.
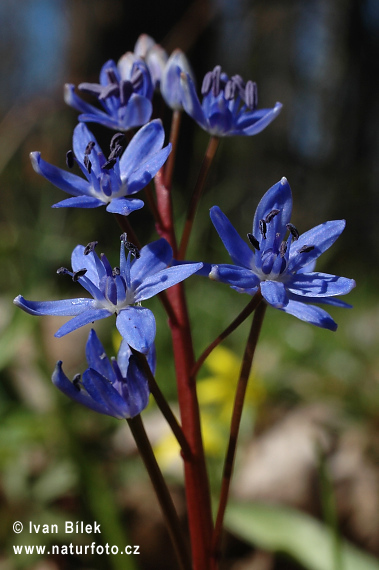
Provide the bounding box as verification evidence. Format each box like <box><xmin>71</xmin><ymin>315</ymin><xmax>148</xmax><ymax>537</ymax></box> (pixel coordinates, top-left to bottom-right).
<box><xmin>225</xmin><ymin>501</ymin><xmax>379</xmax><ymax>570</ymax></box>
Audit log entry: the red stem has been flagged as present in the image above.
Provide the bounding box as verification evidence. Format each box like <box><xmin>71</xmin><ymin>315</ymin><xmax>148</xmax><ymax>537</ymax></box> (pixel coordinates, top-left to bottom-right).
<box><xmin>210</xmin><ymin>300</ymin><xmax>267</xmax><ymax>568</ymax></box>
<box><xmin>166</xmin><ymin>282</ymin><xmax>214</xmax><ymax>570</ymax></box>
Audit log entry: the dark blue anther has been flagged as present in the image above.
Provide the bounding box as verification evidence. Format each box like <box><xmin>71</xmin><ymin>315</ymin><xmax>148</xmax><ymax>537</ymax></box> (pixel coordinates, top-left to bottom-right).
<box><xmin>66</xmin><ymin>150</ymin><xmax>74</xmax><ymax>169</ymax></box>
<box><xmin>247</xmin><ymin>233</ymin><xmax>260</xmax><ymax>250</ymax></box>
<box><xmin>84</xmin><ymin>155</ymin><xmax>92</xmax><ymax>174</ymax></box>
<box><xmin>112</xmin><ymin>267</ymin><xmax>121</xmax><ymax>276</ymax></box>
<box><xmin>57</xmin><ymin>267</ymin><xmax>70</xmax><ymax>275</ymax></box>
<box><xmin>287</xmin><ymin>223</ymin><xmax>299</xmax><ymax>241</ymax></box>
<box><xmin>84</xmin><ymin>241</ymin><xmax>98</xmax><ymax>255</ymax></box>
<box><xmin>84</xmin><ymin>141</ymin><xmax>95</xmax><ymax>156</ymax></box>
<box><xmin>224</xmin><ymin>80</ymin><xmax>236</xmax><ymax>100</ymax></box>
<box><xmin>279</xmin><ymin>241</ymin><xmax>287</xmax><ymax>257</ymax></box>
<box><xmin>299</xmin><ymin>245</ymin><xmax>314</xmax><ymax>253</ymax></box>
<box><xmin>73</xmin><ymin>268</ymin><xmax>87</xmax><ymax>282</ymax></box>
<box><xmin>73</xmin><ymin>374</ymin><xmax>81</xmax><ymax>391</ymax></box>
<box><xmin>265</xmin><ymin>209</ymin><xmax>280</xmax><ymax>224</ymax></box>
<box><xmin>110</xmin><ymin>133</ymin><xmax>125</xmax><ymax>151</ymax></box>
<box><xmin>119</xmin><ymin>80</ymin><xmax>133</xmax><ymax>105</ymax></box>
<box><xmin>201</xmin><ymin>71</ymin><xmax>213</xmax><ymax>95</ymax></box>
<box><xmin>245</xmin><ymin>81</ymin><xmax>258</xmax><ymax>109</ymax></box>
<box><xmin>212</xmin><ymin>65</ymin><xmax>222</xmax><ymax>97</ymax></box>
<box><xmin>99</xmin><ymin>83</ymin><xmax>120</xmax><ymax>100</ymax></box>
<box><xmin>106</xmin><ymin>68</ymin><xmax>118</xmax><ymax>84</ymax></box>
<box><xmin>102</xmin><ymin>157</ymin><xmax>117</xmax><ymax>170</ymax></box>
<box><xmin>259</xmin><ymin>219</ymin><xmax>267</xmax><ymax>239</ymax></box>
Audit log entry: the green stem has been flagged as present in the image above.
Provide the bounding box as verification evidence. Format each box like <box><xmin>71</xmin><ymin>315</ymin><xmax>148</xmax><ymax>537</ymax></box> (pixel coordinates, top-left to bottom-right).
<box><xmin>191</xmin><ymin>292</ymin><xmax>262</xmax><ymax>380</ymax></box>
<box><xmin>210</xmin><ymin>300</ymin><xmax>267</xmax><ymax>568</ymax></box>
<box><xmin>127</xmin><ymin>415</ymin><xmax>191</xmax><ymax>570</ymax></box>
<box><xmin>178</xmin><ymin>136</ymin><xmax>219</xmax><ymax>259</ymax></box>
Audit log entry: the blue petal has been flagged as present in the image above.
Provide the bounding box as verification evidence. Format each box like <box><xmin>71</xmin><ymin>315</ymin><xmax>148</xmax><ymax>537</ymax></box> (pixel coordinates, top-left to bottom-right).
<box><xmin>180</xmin><ymin>72</ymin><xmax>208</xmax><ymax>130</ymax></box>
<box><xmin>279</xmin><ymin>299</ymin><xmax>338</xmax><ymax>331</ymax></box>
<box><xmin>126</xmin><ymin>145</ymin><xmax>172</xmax><ymax>195</ymax></box>
<box><xmin>253</xmin><ymin>178</ymin><xmax>292</xmax><ymax>246</ymax></box>
<box><xmin>78</xmin><ymin>112</ymin><xmax>124</xmax><ymax>131</ymax></box>
<box><xmin>118</xmin><ymin>94</ymin><xmax>153</xmax><ymax>130</ymax></box>
<box><xmin>209</xmin><ymin>264</ymin><xmax>260</xmax><ymax>290</ymax></box>
<box><xmin>82</xmin><ymin>368</ymin><xmax>129</xmax><ymax>419</ymax></box>
<box><xmin>116</xmin><ymin>338</ymin><xmax>132</xmax><ymax>377</ymax></box>
<box><xmin>71</xmin><ymin>245</ymin><xmax>104</xmax><ymax>287</ymax></box>
<box><xmin>99</xmin><ymin>59</ymin><xmax>120</xmax><ymax>86</ymax></box>
<box><xmin>130</xmin><ymin>239</ymin><xmax>173</xmax><ymax>285</ymax></box>
<box><xmin>239</xmin><ymin>102</ymin><xmax>283</xmax><ymax>135</ymax></box>
<box><xmin>116</xmin><ymin>306</ymin><xmax>156</xmax><ymax>354</ymax></box>
<box><xmin>287</xmin><ymin>292</ymin><xmax>353</xmax><ymax>309</ymax></box>
<box><xmin>287</xmin><ymin>273</ymin><xmax>356</xmax><ymax>298</ymax></box>
<box><xmin>13</xmin><ymin>295</ymin><xmax>92</xmax><ymax>316</ymax></box>
<box><xmin>64</xmin><ymin>83</ymin><xmax>104</xmax><ymax>116</ymax></box>
<box><xmin>72</xmin><ymin>123</ymin><xmax>103</xmax><ymax>176</ymax></box>
<box><xmin>52</xmin><ymin>361</ymin><xmax>109</xmax><ymax>415</ymax></box>
<box><xmin>119</xmin><ymin>119</ymin><xmax>165</xmax><ymax>180</ymax></box>
<box><xmin>288</xmin><ymin>220</ymin><xmax>346</xmax><ymax>272</ymax></box>
<box><xmin>210</xmin><ymin>206</ymin><xmax>254</xmax><ymax>269</ymax></box>
<box><xmin>122</xmin><ymin>355</ymin><xmax>150</xmax><ymax>417</ymax></box>
<box><xmin>30</xmin><ymin>152</ymin><xmax>90</xmax><ymax>197</ymax></box>
<box><xmin>55</xmin><ymin>308</ymin><xmax>112</xmax><ymax>338</ymax></box>
<box><xmin>105</xmin><ymin>197</ymin><xmax>144</xmax><ymax>215</ymax></box>
<box><xmin>134</xmin><ymin>263</ymin><xmax>203</xmax><ymax>302</ymax></box>
<box><xmin>85</xmin><ymin>329</ymin><xmax>117</xmax><ymax>384</ymax></box>
<box><xmin>260</xmin><ymin>280</ymin><xmax>288</xmax><ymax>308</ymax></box>
<box><xmin>53</xmin><ymin>196</ymin><xmax>104</xmax><ymax>208</ymax></box>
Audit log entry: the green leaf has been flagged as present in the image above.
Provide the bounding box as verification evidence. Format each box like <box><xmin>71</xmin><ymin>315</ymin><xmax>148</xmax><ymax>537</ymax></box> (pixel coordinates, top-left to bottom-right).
<box><xmin>225</xmin><ymin>501</ymin><xmax>379</xmax><ymax>570</ymax></box>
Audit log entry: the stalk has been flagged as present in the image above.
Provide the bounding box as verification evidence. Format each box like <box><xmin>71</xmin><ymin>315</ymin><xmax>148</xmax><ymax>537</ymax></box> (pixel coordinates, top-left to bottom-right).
<box><xmin>210</xmin><ymin>300</ymin><xmax>267</xmax><ymax>568</ymax></box>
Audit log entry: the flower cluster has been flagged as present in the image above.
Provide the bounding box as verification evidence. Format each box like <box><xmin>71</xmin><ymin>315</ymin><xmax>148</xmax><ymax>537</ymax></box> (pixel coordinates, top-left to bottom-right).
<box><xmin>209</xmin><ymin>178</ymin><xmax>355</xmax><ymax>330</ymax></box>
<box><xmin>14</xmin><ymin>31</ymin><xmax>354</xmax><ymax>422</ymax></box>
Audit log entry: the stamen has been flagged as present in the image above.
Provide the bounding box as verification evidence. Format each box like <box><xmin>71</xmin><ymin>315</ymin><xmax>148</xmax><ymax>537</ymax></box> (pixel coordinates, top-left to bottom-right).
<box><xmin>299</xmin><ymin>245</ymin><xmax>314</xmax><ymax>253</ymax></box>
<box><xmin>265</xmin><ymin>209</ymin><xmax>280</xmax><ymax>224</ymax></box>
<box><xmin>259</xmin><ymin>219</ymin><xmax>267</xmax><ymax>239</ymax></box>
<box><xmin>106</xmin><ymin>68</ymin><xmax>118</xmax><ymax>84</ymax></box>
<box><xmin>120</xmin><ymin>233</ymin><xmax>140</xmax><ymax>258</ymax></box>
<box><xmin>84</xmin><ymin>241</ymin><xmax>98</xmax><ymax>255</ymax></box>
<box><xmin>84</xmin><ymin>155</ymin><xmax>92</xmax><ymax>174</ymax></box>
<box><xmin>72</xmin><ymin>268</ymin><xmax>87</xmax><ymax>282</ymax></box>
<box><xmin>247</xmin><ymin>233</ymin><xmax>260</xmax><ymax>250</ymax></box>
<box><xmin>201</xmin><ymin>71</ymin><xmax>213</xmax><ymax>95</ymax></box>
<box><xmin>73</xmin><ymin>374</ymin><xmax>81</xmax><ymax>391</ymax></box>
<box><xmin>120</xmin><ymin>80</ymin><xmax>133</xmax><ymax>105</ymax></box>
<box><xmin>131</xmin><ymin>66</ymin><xmax>143</xmax><ymax>89</ymax></box>
<box><xmin>112</xmin><ymin>266</ymin><xmax>120</xmax><ymax>276</ymax></box>
<box><xmin>99</xmin><ymin>83</ymin><xmax>119</xmax><ymax>100</ymax></box>
<box><xmin>66</xmin><ymin>150</ymin><xmax>74</xmax><ymax>169</ymax></box>
<box><xmin>286</xmin><ymin>223</ymin><xmax>299</xmax><ymax>240</ymax></box>
<box><xmin>212</xmin><ymin>65</ymin><xmax>222</xmax><ymax>97</ymax></box>
<box><xmin>57</xmin><ymin>267</ymin><xmax>70</xmax><ymax>275</ymax></box>
<box><xmin>224</xmin><ymin>79</ymin><xmax>236</xmax><ymax>100</ymax></box>
<box><xmin>279</xmin><ymin>241</ymin><xmax>287</xmax><ymax>257</ymax></box>
<box><xmin>245</xmin><ymin>81</ymin><xmax>258</xmax><ymax>109</ymax></box>
<box><xmin>110</xmin><ymin>133</ymin><xmax>125</xmax><ymax>151</ymax></box>
<box><xmin>102</xmin><ymin>157</ymin><xmax>117</xmax><ymax>170</ymax></box>
<box><xmin>84</xmin><ymin>141</ymin><xmax>95</xmax><ymax>155</ymax></box>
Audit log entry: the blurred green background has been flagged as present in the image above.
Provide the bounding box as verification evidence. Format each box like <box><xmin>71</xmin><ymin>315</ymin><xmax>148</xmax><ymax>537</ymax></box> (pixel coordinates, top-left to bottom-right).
<box><xmin>1</xmin><ymin>0</ymin><xmax>379</xmax><ymax>569</ymax></box>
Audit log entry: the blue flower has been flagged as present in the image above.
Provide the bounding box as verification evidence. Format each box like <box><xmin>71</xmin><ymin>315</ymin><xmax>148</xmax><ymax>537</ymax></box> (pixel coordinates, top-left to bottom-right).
<box><xmin>209</xmin><ymin>178</ymin><xmax>355</xmax><ymax>330</ymax></box>
<box><xmin>30</xmin><ymin>120</ymin><xmax>171</xmax><ymax>215</ymax></box>
<box><xmin>134</xmin><ymin>33</ymin><xmax>195</xmax><ymax>110</ymax></box>
<box><xmin>14</xmin><ymin>238</ymin><xmax>202</xmax><ymax>352</ymax></box>
<box><xmin>53</xmin><ymin>329</ymin><xmax>154</xmax><ymax>419</ymax></box>
<box><xmin>64</xmin><ymin>55</ymin><xmax>153</xmax><ymax>131</ymax></box>
<box><xmin>180</xmin><ymin>65</ymin><xmax>282</xmax><ymax>137</ymax></box>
